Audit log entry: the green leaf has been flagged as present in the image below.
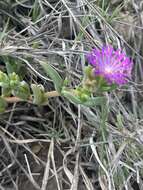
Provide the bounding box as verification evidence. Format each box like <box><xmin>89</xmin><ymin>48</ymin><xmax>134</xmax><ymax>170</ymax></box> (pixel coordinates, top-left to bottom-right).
<box><xmin>62</xmin><ymin>90</ymin><xmax>82</xmax><ymax>104</ymax></box>
<box><xmin>62</xmin><ymin>90</ymin><xmax>105</xmax><ymax>107</ymax></box>
<box><xmin>0</xmin><ymin>97</ymin><xmax>7</xmax><ymax>113</ymax></box>
<box><xmin>0</xmin><ymin>71</ymin><xmax>9</xmax><ymax>87</ymax></box>
<box><xmin>2</xmin><ymin>87</ymin><xmax>11</xmax><ymax>97</ymax></box>
<box><xmin>40</xmin><ymin>61</ymin><xmax>63</xmax><ymax>93</ymax></box>
<box><xmin>9</xmin><ymin>72</ymin><xmax>20</xmax><ymax>88</ymax></box>
<box><xmin>100</xmin><ymin>84</ymin><xmax>117</xmax><ymax>92</ymax></box>
<box><xmin>31</xmin><ymin>84</ymin><xmax>47</xmax><ymax>105</ymax></box>
<box><xmin>13</xmin><ymin>81</ymin><xmax>30</xmax><ymax>100</ymax></box>
<box><xmin>4</xmin><ymin>57</ymin><xmax>19</xmax><ymax>73</ymax></box>
<box><xmin>32</xmin><ymin>0</ymin><xmax>41</xmax><ymax>22</ymax></box>
<box><xmin>3</xmin><ymin>57</ymin><xmax>26</xmax><ymax>79</ymax></box>
<box><xmin>82</xmin><ymin>97</ymin><xmax>106</xmax><ymax>107</ymax></box>
<box><xmin>95</xmin><ymin>76</ymin><xmax>117</xmax><ymax>92</ymax></box>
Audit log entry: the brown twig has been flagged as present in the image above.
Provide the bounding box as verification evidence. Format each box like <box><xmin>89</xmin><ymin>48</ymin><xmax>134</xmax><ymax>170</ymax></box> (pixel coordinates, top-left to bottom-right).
<box><xmin>4</xmin><ymin>90</ymin><xmax>60</xmax><ymax>104</ymax></box>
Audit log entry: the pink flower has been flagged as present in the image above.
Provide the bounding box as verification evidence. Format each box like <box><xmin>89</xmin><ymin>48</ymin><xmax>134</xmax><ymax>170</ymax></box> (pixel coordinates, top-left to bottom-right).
<box><xmin>87</xmin><ymin>46</ymin><xmax>133</xmax><ymax>85</ymax></box>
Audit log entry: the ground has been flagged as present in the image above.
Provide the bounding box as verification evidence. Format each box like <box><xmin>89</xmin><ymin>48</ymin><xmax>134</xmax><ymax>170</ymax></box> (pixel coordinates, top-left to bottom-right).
<box><xmin>0</xmin><ymin>0</ymin><xmax>143</xmax><ymax>190</ymax></box>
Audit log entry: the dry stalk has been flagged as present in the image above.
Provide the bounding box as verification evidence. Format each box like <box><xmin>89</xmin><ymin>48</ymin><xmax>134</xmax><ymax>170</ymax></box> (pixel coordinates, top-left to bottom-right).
<box><xmin>4</xmin><ymin>90</ymin><xmax>60</xmax><ymax>104</ymax></box>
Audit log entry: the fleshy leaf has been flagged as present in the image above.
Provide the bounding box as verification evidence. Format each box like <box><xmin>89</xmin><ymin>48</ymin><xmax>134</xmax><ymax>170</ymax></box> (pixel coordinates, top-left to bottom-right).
<box><xmin>40</xmin><ymin>61</ymin><xmax>63</xmax><ymax>93</ymax></box>
<box><xmin>9</xmin><ymin>72</ymin><xmax>20</xmax><ymax>88</ymax></box>
<box><xmin>62</xmin><ymin>90</ymin><xmax>105</xmax><ymax>107</ymax></box>
<box><xmin>0</xmin><ymin>71</ymin><xmax>9</xmax><ymax>87</ymax></box>
<box><xmin>82</xmin><ymin>97</ymin><xmax>106</xmax><ymax>107</ymax></box>
<box><xmin>13</xmin><ymin>81</ymin><xmax>30</xmax><ymax>100</ymax></box>
<box><xmin>31</xmin><ymin>84</ymin><xmax>47</xmax><ymax>105</ymax></box>
<box><xmin>2</xmin><ymin>87</ymin><xmax>11</xmax><ymax>97</ymax></box>
<box><xmin>62</xmin><ymin>90</ymin><xmax>82</xmax><ymax>104</ymax></box>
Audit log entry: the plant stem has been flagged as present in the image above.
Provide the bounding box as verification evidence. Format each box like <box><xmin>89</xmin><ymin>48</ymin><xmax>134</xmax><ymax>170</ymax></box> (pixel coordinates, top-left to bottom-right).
<box><xmin>4</xmin><ymin>90</ymin><xmax>60</xmax><ymax>104</ymax></box>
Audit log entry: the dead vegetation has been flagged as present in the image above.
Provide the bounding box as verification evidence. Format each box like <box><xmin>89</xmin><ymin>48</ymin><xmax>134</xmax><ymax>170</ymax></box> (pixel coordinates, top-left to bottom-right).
<box><xmin>0</xmin><ymin>0</ymin><xmax>143</xmax><ymax>190</ymax></box>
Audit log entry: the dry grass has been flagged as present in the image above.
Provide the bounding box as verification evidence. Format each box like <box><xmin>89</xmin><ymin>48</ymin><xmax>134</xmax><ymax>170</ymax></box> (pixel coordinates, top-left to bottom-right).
<box><xmin>0</xmin><ymin>0</ymin><xmax>143</xmax><ymax>190</ymax></box>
